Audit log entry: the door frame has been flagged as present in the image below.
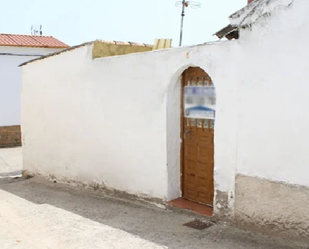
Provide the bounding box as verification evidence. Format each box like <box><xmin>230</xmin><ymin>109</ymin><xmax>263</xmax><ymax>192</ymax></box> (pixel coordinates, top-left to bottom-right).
<box><xmin>180</xmin><ymin>70</ymin><xmax>185</xmax><ymax>194</ymax></box>
<box><xmin>179</xmin><ymin>67</ymin><xmax>215</xmax><ymax>205</ymax></box>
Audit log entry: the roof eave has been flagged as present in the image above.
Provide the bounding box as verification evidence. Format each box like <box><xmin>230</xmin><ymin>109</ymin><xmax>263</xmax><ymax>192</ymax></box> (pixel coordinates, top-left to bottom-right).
<box><xmin>19</xmin><ymin>41</ymin><xmax>93</xmax><ymax>67</ymax></box>
<box><xmin>213</xmin><ymin>24</ymin><xmax>238</xmax><ymax>39</ymax></box>
<box><xmin>0</xmin><ymin>44</ymin><xmax>69</xmax><ymax>49</ymax></box>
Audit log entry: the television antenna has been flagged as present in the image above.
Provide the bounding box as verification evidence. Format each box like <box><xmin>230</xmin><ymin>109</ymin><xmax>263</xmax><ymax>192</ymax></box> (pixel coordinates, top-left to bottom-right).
<box><xmin>175</xmin><ymin>1</ymin><xmax>201</xmax><ymax>46</ymax></box>
<box><xmin>31</xmin><ymin>25</ymin><xmax>43</xmax><ymax>35</ymax></box>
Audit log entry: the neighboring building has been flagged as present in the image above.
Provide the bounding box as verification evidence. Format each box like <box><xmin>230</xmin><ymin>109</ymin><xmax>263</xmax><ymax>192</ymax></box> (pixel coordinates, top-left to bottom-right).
<box><xmin>20</xmin><ymin>0</ymin><xmax>309</xmax><ymax>241</ymax></box>
<box><xmin>0</xmin><ymin>34</ymin><xmax>69</xmax><ymax>147</ymax></box>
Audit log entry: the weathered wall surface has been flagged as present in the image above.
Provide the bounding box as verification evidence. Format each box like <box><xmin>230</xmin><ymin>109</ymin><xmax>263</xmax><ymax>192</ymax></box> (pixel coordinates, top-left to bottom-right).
<box><xmin>0</xmin><ymin>46</ymin><xmax>64</xmax><ymax>127</ymax></box>
<box><xmin>235</xmin><ymin>175</ymin><xmax>309</xmax><ymax>240</ymax></box>
<box><xmin>219</xmin><ymin>0</ymin><xmax>309</xmax><ymax>239</ymax></box>
<box><xmin>233</xmin><ymin>0</ymin><xmax>309</xmax><ymax>236</ymax></box>
<box><xmin>236</xmin><ymin>0</ymin><xmax>309</xmax><ymax>188</ymax></box>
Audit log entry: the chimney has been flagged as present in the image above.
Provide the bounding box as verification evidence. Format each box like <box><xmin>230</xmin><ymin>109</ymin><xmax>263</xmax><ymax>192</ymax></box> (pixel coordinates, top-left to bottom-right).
<box><xmin>248</xmin><ymin>0</ymin><xmax>253</xmax><ymax>3</ymax></box>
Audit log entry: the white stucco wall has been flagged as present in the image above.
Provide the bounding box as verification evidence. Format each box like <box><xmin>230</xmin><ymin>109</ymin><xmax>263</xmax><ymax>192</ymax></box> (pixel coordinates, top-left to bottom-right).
<box><xmin>235</xmin><ymin>0</ymin><xmax>309</xmax><ymax>188</ymax></box>
<box><xmin>21</xmin><ymin>0</ymin><xmax>309</xmax><ymax>213</ymax></box>
<box><xmin>0</xmin><ymin>46</ymin><xmax>64</xmax><ymax>126</ymax></box>
<box><xmin>21</xmin><ymin>42</ymin><xmax>239</xmax><ymax>202</ymax></box>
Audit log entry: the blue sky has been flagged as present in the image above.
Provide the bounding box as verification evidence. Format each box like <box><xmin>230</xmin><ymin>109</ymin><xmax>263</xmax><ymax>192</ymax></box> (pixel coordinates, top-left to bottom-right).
<box><xmin>0</xmin><ymin>0</ymin><xmax>246</xmax><ymax>46</ymax></box>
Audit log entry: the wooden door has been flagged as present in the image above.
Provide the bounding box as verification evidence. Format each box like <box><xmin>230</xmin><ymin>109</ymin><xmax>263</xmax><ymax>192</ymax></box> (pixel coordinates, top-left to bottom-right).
<box><xmin>181</xmin><ymin>67</ymin><xmax>214</xmax><ymax>206</ymax></box>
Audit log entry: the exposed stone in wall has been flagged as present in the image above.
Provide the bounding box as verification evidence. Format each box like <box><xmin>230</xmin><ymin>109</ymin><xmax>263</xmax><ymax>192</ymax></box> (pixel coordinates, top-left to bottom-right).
<box><xmin>0</xmin><ymin>126</ymin><xmax>21</xmax><ymax>148</ymax></box>
<box><xmin>234</xmin><ymin>174</ymin><xmax>309</xmax><ymax>241</ymax></box>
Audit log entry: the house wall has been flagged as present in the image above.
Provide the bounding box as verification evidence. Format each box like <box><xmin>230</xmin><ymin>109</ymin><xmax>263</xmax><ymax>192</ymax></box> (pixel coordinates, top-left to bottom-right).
<box><xmin>21</xmin><ymin>42</ymin><xmax>239</xmax><ymax>204</ymax></box>
<box><xmin>0</xmin><ymin>46</ymin><xmax>64</xmax><ymax>147</ymax></box>
<box><xmin>233</xmin><ymin>0</ymin><xmax>309</xmax><ymax>239</ymax></box>
<box><xmin>21</xmin><ymin>0</ymin><xmax>309</xmax><ymax>238</ymax></box>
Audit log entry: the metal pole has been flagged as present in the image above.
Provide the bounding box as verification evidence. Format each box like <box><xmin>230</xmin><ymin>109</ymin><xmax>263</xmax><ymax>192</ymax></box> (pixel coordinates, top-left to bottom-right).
<box><xmin>179</xmin><ymin>0</ymin><xmax>186</xmax><ymax>46</ymax></box>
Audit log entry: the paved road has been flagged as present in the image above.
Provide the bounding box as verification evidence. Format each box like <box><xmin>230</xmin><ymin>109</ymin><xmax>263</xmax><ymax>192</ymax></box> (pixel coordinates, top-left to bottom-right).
<box><xmin>0</xmin><ymin>148</ymin><xmax>307</xmax><ymax>248</ymax></box>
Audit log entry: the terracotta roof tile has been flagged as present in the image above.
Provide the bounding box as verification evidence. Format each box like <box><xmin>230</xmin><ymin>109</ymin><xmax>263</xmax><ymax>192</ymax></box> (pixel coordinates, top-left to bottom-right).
<box><xmin>0</xmin><ymin>34</ymin><xmax>69</xmax><ymax>48</ymax></box>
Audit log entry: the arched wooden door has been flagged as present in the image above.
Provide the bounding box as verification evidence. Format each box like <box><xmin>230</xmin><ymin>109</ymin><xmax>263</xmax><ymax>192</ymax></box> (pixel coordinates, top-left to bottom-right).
<box><xmin>181</xmin><ymin>67</ymin><xmax>215</xmax><ymax>206</ymax></box>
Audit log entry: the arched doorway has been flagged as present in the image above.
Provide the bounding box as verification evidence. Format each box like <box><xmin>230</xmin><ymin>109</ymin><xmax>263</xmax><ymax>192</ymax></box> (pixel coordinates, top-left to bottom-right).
<box><xmin>180</xmin><ymin>67</ymin><xmax>215</xmax><ymax>207</ymax></box>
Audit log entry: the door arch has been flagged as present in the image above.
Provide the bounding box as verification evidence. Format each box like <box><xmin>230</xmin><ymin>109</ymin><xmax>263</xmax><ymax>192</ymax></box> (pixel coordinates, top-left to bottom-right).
<box><xmin>180</xmin><ymin>67</ymin><xmax>215</xmax><ymax>206</ymax></box>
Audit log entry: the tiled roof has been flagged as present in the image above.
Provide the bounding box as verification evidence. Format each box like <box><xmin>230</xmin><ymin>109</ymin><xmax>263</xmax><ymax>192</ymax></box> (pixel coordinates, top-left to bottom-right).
<box><xmin>0</xmin><ymin>34</ymin><xmax>69</xmax><ymax>48</ymax></box>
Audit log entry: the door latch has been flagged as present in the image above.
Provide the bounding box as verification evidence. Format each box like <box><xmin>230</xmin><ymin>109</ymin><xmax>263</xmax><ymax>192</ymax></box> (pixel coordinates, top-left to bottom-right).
<box><xmin>184</xmin><ymin>130</ymin><xmax>191</xmax><ymax>140</ymax></box>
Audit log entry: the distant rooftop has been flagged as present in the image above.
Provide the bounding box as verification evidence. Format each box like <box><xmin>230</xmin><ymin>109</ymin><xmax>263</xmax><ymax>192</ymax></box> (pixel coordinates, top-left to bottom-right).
<box><xmin>0</xmin><ymin>33</ymin><xmax>69</xmax><ymax>48</ymax></box>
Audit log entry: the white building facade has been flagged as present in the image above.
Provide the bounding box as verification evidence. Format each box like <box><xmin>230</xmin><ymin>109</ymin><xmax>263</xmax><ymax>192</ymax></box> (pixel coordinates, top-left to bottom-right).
<box><xmin>21</xmin><ymin>0</ymin><xmax>309</xmax><ymax>240</ymax></box>
<box><xmin>0</xmin><ymin>34</ymin><xmax>69</xmax><ymax>147</ymax></box>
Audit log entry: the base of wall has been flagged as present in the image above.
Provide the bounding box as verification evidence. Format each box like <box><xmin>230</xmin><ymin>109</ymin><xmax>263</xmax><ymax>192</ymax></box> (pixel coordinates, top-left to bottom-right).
<box><xmin>213</xmin><ymin>190</ymin><xmax>233</xmax><ymax>222</ymax></box>
<box><xmin>0</xmin><ymin>125</ymin><xmax>21</xmax><ymax>148</ymax></box>
<box><xmin>21</xmin><ymin>170</ymin><xmax>167</xmax><ymax>207</ymax></box>
<box><xmin>235</xmin><ymin>174</ymin><xmax>309</xmax><ymax>241</ymax></box>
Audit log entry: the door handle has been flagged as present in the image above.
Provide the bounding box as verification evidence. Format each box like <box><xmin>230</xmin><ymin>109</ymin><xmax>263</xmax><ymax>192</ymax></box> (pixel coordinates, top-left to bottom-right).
<box><xmin>185</xmin><ymin>130</ymin><xmax>191</xmax><ymax>140</ymax></box>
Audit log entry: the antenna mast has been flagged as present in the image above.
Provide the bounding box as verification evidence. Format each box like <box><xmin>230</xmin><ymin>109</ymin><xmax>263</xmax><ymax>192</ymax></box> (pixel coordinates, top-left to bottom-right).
<box><xmin>31</xmin><ymin>24</ymin><xmax>43</xmax><ymax>35</ymax></box>
<box><xmin>175</xmin><ymin>1</ymin><xmax>201</xmax><ymax>46</ymax></box>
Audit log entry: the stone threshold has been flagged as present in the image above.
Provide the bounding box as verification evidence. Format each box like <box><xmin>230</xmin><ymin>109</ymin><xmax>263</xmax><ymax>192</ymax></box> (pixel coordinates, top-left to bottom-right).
<box><xmin>168</xmin><ymin>198</ymin><xmax>213</xmax><ymax>217</ymax></box>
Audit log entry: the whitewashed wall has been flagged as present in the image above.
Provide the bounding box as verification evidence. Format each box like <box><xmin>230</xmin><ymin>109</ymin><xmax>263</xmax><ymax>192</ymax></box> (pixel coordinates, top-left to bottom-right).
<box><xmin>21</xmin><ymin>42</ymin><xmax>239</xmax><ymax>202</ymax></box>
<box><xmin>21</xmin><ymin>0</ymin><xmax>309</xmax><ymax>216</ymax></box>
<box><xmin>236</xmin><ymin>0</ymin><xmax>309</xmax><ymax>188</ymax></box>
<box><xmin>0</xmin><ymin>46</ymin><xmax>64</xmax><ymax>126</ymax></box>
